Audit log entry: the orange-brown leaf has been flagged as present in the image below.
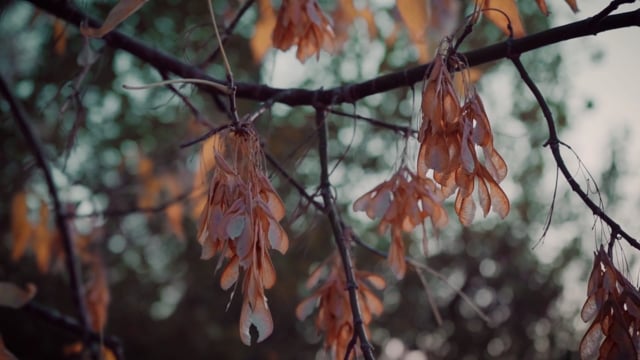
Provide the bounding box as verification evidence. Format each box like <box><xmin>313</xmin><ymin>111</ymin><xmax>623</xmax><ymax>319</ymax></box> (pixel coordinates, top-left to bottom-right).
<box><xmin>52</xmin><ymin>19</ymin><xmax>67</xmax><ymax>56</ymax></box>
<box><xmin>11</xmin><ymin>191</ymin><xmax>32</xmax><ymax>261</ymax></box>
<box><xmin>80</xmin><ymin>0</ymin><xmax>148</xmax><ymax>38</ymax></box>
<box><xmin>34</xmin><ymin>200</ymin><xmax>51</xmax><ymax>273</ymax></box>
<box><xmin>478</xmin><ymin>0</ymin><xmax>526</xmax><ymax>38</ymax></box>
<box><xmin>250</xmin><ymin>0</ymin><xmax>277</xmax><ymax>63</ymax></box>
<box><xmin>397</xmin><ymin>0</ymin><xmax>430</xmax><ymax>62</ymax></box>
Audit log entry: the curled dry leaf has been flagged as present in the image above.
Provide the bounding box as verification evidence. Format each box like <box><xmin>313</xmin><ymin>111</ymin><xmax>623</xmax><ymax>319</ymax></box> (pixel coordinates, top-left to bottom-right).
<box><xmin>272</xmin><ymin>0</ymin><xmax>336</xmax><ymax>62</ymax></box>
<box><xmin>353</xmin><ymin>166</ymin><xmax>447</xmax><ymax>279</ymax></box>
<box><xmin>296</xmin><ymin>253</ymin><xmax>385</xmax><ymax>359</ymax></box>
<box><xmin>197</xmin><ymin>125</ymin><xmax>288</xmax><ymax>345</ymax></box>
<box><xmin>579</xmin><ymin>247</ymin><xmax>640</xmax><ymax>359</ymax></box>
<box><xmin>0</xmin><ymin>282</ymin><xmax>37</xmax><ymax>309</ymax></box>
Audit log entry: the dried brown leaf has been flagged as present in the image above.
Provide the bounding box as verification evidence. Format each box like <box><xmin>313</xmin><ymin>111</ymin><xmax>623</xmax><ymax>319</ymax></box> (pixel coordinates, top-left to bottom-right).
<box><xmin>81</xmin><ymin>0</ymin><xmax>148</xmax><ymax>38</ymax></box>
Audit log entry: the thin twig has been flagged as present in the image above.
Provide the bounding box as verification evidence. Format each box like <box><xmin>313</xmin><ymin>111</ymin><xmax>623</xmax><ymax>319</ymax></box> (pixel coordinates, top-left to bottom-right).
<box><xmin>326</xmin><ymin>108</ymin><xmax>416</xmax><ymax>135</ymax></box>
<box><xmin>159</xmin><ymin>71</ymin><xmax>207</xmax><ymax>125</ymax></box>
<box><xmin>509</xmin><ymin>54</ymin><xmax>640</xmax><ymax>251</ymax></box>
<box><xmin>264</xmin><ymin>151</ymin><xmax>324</xmax><ymax>210</ymax></box>
<box><xmin>198</xmin><ymin>0</ymin><xmax>255</xmax><ymax>68</ymax></box>
<box><xmin>1</xmin><ymin>75</ymin><xmax>94</xmax><ymax>353</ymax></box>
<box><xmin>179</xmin><ymin>123</ymin><xmax>230</xmax><ymax>148</ymax></box>
<box><xmin>315</xmin><ymin>107</ymin><xmax>375</xmax><ymax>360</ymax></box>
<box><xmin>206</xmin><ymin>0</ymin><xmax>240</xmax><ymax>124</ymax></box>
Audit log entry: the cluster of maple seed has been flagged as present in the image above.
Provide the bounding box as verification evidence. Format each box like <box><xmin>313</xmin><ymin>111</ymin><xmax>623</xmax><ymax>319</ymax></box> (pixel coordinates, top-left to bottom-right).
<box><xmin>296</xmin><ymin>253</ymin><xmax>385</xmax><ymax>359</ymax></box>
<box><xmin>580</xmin><ymin>247</ymin><xmax>640</xmax><ymax>359</ymax></box>
<box><xmin>196</xmin><ymin>125</ymin><xmax>288</xmax><ymax>345</ymax></box>
<box><xmin>354</xmin><ymin>47</ymin><xmax>510</xmax><ymax>279</ymax></box>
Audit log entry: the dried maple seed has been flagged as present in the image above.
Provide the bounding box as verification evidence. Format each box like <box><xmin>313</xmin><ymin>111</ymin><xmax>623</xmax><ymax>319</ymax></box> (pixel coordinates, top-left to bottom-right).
<box><xmin>272</xmin><ymin>0</ymin><xmax>336</xmax><ymax>62</ymax></box>
<box><xmin>353</xmin><ymin>166</ymin><xmax>448</xmax><ymax>279</ymax></box>
<box><xmin>296</xmin><ymin>253</ymin><xmax>385</xmax><ymax>359</ymax></box>
<box><xmin>197</xmin><ymin>126</ymin><xmax>288</xmax><ymax>345</ymax></box>
<box><xmin>418</xmin><ymin>49</ymin><xmax>509</xmax><ymax>225</ymax></box>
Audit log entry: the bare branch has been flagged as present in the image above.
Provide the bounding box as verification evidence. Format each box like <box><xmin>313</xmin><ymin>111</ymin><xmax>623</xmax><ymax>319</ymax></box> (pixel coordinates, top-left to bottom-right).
<box><xmin>315</xmin><ymin>107</ymin><xmax>375</xmax><ymax>360</ymax></box>
<box><xmin>0</xmin><ymin>74</ymin><xmax>93</xmax><ymax>352</ymax></box>
<box><xmin>24</xmin><ymin>0</ymin><xmax>640</xmax><ymax>106</ymax></box>
<box><xmin>509</xmin><ymin>54</ymin><xmax>640</xmax><ymax>251</ymax></box>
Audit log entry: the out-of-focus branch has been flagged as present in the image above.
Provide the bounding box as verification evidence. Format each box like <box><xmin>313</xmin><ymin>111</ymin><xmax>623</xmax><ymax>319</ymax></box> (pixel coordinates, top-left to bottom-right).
<box><xmin>23</xmin><ymin>302</ymin><xmax>124</xmax><ymax>360</ymax></box>
<box><xmin>509</xmin><ymin>54</ymin><xmax>640</xmax><ymax>252</ymax></box>
<box><xmin>315</xmin><ymin>107</ymin><xmax>374</xmax><ymax>360</ymax></box>
<box><xmin>0</xmin><ymin>75</ymin><xmax>93</xmax><ymax>352</ymax></box>
<box><xmin>23</xmin><ymin>0</ymin><xmax>640</xmax><ymax>106</ymax></box>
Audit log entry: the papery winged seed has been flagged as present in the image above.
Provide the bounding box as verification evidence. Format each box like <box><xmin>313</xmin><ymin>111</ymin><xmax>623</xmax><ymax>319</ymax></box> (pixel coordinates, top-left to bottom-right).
<box><xmin>306</xmin><ymin>264</ymin><xmax>330</xmax><ymax>289</ymax></box>
<box><xmin>488</xmin><ymin>179</ymin><xmax>510</xmax><ymax>219</ymax></box>
<box><xmin>220</xmin><ymin>256</ymin><xmax>240</xmax><ymax>290</ymax></box>
<box><xmin>262</xmin><ymin>254</ymin><xmax>277</xmax><ymax>289</ymax></box>
<box><xmin>268</xmin><ymin>218</ymin><xmax>288</xmax><ymax>254</ymax></box>
<box><xmin>603</xmin><ymin>268</ymin><xmax>617</xmax><ymax>293</ymax></box>
<box><xmin>369</xmin><ymin>189</ymin><xmax>392</xmax><ymax>219</ymax></box>
<box><xmin>477</xmin><ymin>177</ymin><xmax>491</xmax><ymax>217</ymax></box>
<box><xmin>296</xmin><ymin>294</ymin><xmax>320</xmax><ymax>320</ymax></box>
<box><xmin>483</xmin><ymin>148</ymin><xmax>508</xmax><ymax>183</ymax></box>
<box><xmin>581</xmin><ymin>293</ymin><xmax>599</xmax><ymax>322</ymax></box>
<box><xmin>239</xmin><ymin>297</ymin><xmax>274</xmax><ymax>345</ymax></box>
<box><xmin>456</xmin><ymin>193</ymin><xmax>476</xmax><ymax>226</ymax></box>
<box><xmin>360</xmin><ymin>286</ymin><xmax>383</xmax><ymax>316</ymax></box>
<box><xmin>580</xmin><ymin>320</ymin><xmax>605</xmax><ymax>359</ymax></box>
<box><xmin>226</xmin><ymin>215</ymin><xmax>246</xmax><ymax>239</ymax></box>
<box><xmin>361</xmin><ymin>273</ymin><xmax>386</xmax><ymax>290</ymax></box>
<box><xmin>215</xmin><ymin>152</ymin><xmax>237</xmax><ymax>175</ymax></box>
<box><xmin>353</xmin><ymin>192</ymin><xmax>372</xmax><ymax>212</ymax></box>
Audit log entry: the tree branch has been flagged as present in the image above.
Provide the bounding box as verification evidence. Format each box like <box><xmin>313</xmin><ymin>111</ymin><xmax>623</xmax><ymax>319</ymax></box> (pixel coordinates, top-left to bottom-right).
<box><xmin>315</xmin><ymin>107</ymin><xmax>374</xmax><ymax>360</ymax></box>
<box><xmin>0</xmin><ymin>75</ymin><xmax>93</xmax><ymax>351</ymax></box>
<box><xmin>23</xmin><ymin>302</ymin><xmax>124</xmax><ymax>360</ymax></box>
<box><xmin>24</xmin><ymin>0</ymin><xmax>640</xmax><ymax>106</ymax></box>
<box><xmin>508</xmin><ymin>54</ymin><xmax>640</xmax><ymax>251</ymax></box>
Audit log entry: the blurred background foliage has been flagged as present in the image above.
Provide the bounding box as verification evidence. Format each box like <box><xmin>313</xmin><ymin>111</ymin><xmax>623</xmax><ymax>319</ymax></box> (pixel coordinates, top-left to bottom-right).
<box><xmin>0</xmin><ymin>0</ymin><xmax>619</xmax><ymax>359</ymax></box>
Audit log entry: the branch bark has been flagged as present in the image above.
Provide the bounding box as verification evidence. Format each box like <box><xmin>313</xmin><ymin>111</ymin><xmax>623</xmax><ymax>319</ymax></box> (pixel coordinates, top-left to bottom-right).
<box><xmin>23</xmin><ymin>0</ymin><xmax>640</xmax><ymax>106</ymax></box>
